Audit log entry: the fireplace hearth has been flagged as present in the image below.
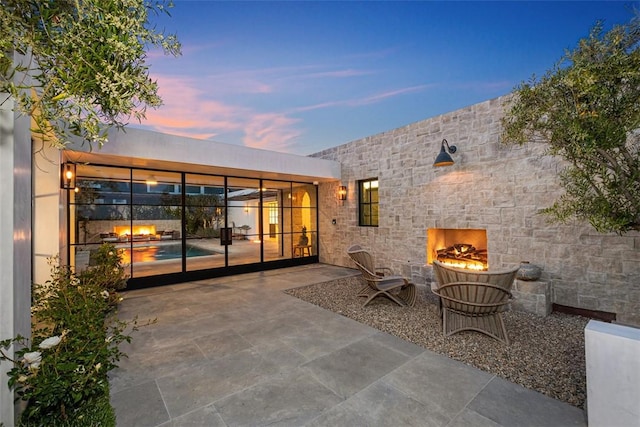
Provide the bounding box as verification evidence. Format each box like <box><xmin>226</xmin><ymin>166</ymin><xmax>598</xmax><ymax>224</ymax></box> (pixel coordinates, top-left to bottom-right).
<box><xmin>436</xmin><ymin>243</ymin><xmax>487</xmax><ymax>270</ymax></box>
<box><xmin>427</xmin><ymin>228</ymin><xmax>488</xmax><ymax>270</ymax></box>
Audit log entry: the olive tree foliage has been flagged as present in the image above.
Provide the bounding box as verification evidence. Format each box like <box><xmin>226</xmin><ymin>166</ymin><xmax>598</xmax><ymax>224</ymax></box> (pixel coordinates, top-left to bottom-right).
<box><xmin>501</xmin><ymin>16</ymin><xmax>640</xmax><ymax>234</ymax></box>
<box><xmin>0</xmin><ymin>0</ymin><xmax>181</xmax><ymax>148</ymax></box>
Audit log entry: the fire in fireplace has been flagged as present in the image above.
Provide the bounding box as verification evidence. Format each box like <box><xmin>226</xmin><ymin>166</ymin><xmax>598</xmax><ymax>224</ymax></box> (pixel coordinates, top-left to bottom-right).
<box><xmin>113</xmin><ymin>225</ymin><xmax>157</xmax><ymax>240</ymax></box>
<box><xmin>427</xmin><ymin>228</ymin><xmax>488</xmax><ymax>270</ymax></box>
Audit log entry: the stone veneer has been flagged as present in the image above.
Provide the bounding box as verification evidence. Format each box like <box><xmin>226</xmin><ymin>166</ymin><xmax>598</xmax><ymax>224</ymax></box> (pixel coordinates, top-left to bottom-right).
<box><xmin>312</xmin><ymin>95</ymin><xmax>640</xmax><ymax>326</ymax></box>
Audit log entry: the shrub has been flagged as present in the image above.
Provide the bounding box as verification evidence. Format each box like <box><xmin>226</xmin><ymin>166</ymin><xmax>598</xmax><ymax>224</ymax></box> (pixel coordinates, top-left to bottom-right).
<box><xmin>83</xmin><ymin>243</ymin><xmax>128</xmax><ymax>292</ymax></box>
<box><xmin>501</xmin><ymin>16</ymin><xmax>640</xmax><ymax>233</ymax></box>
<box><xmin>0</xmin><ymin>250</ymin><xmax>144</xmax><ymax>426</ymax></box>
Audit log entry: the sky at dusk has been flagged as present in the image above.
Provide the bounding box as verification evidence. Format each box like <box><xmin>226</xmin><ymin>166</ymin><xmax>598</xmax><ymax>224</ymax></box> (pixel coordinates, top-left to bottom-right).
<box><xmin>135</xmin><ymin>1</ymin><xmax>638</xmax><ymax>155</ymax></box>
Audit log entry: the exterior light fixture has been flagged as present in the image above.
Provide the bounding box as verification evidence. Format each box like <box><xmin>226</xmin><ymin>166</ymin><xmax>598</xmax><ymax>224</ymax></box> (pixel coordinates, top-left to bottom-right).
<box><xmin>433</xmin><ymin>139</ymin><xmax>457</xmax><ymax>167</ymax></box>
<box><xmin>338</xmin><ymin>185</ymin><xmax>347</xmax><ymax>201</ymax></box>
<box><xmin>60</xmin><ymin>162</ymin><xmax>76</xmax><ymax>190</ymax></box>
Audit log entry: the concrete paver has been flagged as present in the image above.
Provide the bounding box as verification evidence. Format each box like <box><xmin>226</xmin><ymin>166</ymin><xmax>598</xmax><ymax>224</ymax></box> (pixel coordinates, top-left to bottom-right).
<box><xmin>110</xmin><ymin>264</ymin><xmax>587</xmax><ymax>427</ymax></box>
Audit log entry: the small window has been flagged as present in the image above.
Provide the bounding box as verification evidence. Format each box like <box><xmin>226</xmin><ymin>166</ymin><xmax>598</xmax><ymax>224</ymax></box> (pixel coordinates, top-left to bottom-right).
<box><xmin>358</xmin><ymin>178</ymin><xmax>379</xmax><ymax>227</ymax></box>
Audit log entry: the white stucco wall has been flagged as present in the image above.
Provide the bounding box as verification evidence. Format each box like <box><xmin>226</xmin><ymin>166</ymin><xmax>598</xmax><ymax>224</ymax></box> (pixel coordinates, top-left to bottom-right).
<box><xmin>33</xmin><ymin>143</ymin><xmax>64</xmax><ymax>286</ymax></box>
<box><xmin>585</xmin><ymin>320</ymin><xmax>640</xmax><ymax>427</ymax></box>
<box><xmin>0</xmin><ymin>89</ymin><xmax>32</xmax><ymax>426</ymax></box>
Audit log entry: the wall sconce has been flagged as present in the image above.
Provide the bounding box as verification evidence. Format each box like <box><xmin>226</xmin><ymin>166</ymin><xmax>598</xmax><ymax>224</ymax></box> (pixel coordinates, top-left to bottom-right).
<box><xmin>60</xmin><ymin>162</ymin><xmax>76</xmax><ymax>190</ymax></box>
<box><xmin>433</xmin><ymin>139</ymin><xmax>457</xmax><ymax>167</ymax></box>
<box><xmin>337</xmin><ymin>185</ymin><xmax>347</xmax><ymax>201</ymax></box>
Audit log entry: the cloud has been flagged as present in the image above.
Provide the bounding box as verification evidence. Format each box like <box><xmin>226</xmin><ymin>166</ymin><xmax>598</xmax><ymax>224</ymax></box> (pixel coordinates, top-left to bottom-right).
<box><xmin>302</xmin><ymin>68</ymin><xmax>374</xmax><ymax>79</ymax></box>
<box><xmin>346</xmin><ymin>85</ymin><xmax>432</xmax><ymax>106</ymax></box>
<box><xmin>139</xmin><ymin>68</ymin><xmax>430</xmax><ymax>154</ymax></box>
<box><xmin>139</xmin><ymin>73</ymin><xmax>303</xmax><ymax>152</ymax></box>
<box><xmin>201</xmin><ymin>64</ymin><xmax>370</xmax><ymax>94</ymax></box>
<box><xmin>291</xmin><ymin>84</ymin><xmax>432</xmax><ymax>113</ymax></box>
<box><xmin>143</xmin><ymin>75</ymin><xmax>244</xmax><ymax>134</ymax></box>
<box><xmin>243</xmin><ymin>113</ymin><xmax>302</xmax><ymax>151</ymax></box>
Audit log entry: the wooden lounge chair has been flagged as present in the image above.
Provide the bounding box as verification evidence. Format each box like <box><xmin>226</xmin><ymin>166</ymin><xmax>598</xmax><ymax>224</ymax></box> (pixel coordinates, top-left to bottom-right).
<box><xmin>434</xmin><ymin>281</ymin><xmax>512</xmax><ymax>345</ymax></box>
<box><xmin>347</xmin><ymin>244</ymin><xmax>391</xmax><ymax>295</ymax></box>
<box><xmin>347</xmin><ymin>245</ymin><xmax>416</xmax><ymax>307</ymax></box>
<box><xmin>432</xmin><ymin>260</ymin><xmax>519</xmax><ymax>291</ymax></box>
<box><xmin>432</xmin><ymin>260</ymin><xmax>519</xmax><ymax>314</ymax></box>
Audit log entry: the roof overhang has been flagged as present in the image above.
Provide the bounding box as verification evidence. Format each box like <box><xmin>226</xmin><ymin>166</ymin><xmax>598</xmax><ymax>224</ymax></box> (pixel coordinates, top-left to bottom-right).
<box><xmin>64</xmin><ymin>127</ymin><xmax>341</xmax><ymax>183</ymax></box>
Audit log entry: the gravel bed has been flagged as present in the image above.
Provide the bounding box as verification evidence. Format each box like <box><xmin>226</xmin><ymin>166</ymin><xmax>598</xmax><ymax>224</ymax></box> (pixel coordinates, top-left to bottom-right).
<box><xmin>284</xmin><ymin>276</ymin><xmax>588</xmax><ymax>409</ymax></box>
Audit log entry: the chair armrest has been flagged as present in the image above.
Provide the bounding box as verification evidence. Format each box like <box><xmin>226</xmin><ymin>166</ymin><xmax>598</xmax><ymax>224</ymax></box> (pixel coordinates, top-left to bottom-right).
<box><xmin>433</xmin><ymin>281</ymin><xmax>512</xmax><ymax>307</ymax></box>
<box><xmin>374</xmin><ymin>267</ymin><xmax>395</xmax><ymax>276</ymax></box>
<box><xmin>369</xmin><ymin>275</ymin><xmax>409</xmax><ymax>286</ymax></box>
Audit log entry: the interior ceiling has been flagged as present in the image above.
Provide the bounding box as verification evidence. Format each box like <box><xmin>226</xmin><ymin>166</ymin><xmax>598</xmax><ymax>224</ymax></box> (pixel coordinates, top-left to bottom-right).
<box><xmin>64</xmin><ymin>151</ymin><xmax>336</xmax><ymax>184</ymax></box>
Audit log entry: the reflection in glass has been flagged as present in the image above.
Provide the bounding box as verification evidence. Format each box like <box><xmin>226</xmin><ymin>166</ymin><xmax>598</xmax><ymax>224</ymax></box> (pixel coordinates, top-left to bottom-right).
<box><xmin>185</xmin><ymin>174</ymin><xmax>226</xmax><ymax>270</ymax></box>
<box><xmin>69</xmin><ymin>165</ymin><xmax>319</xmax><ymax>284</ymax></box>
<box><xmin>125</xmin><ymin>170</ymin><xmax>183</xmax><ymax>277</ymax></box>
<box><xmin>226</xmin><ymin>177</ymin><xmax>261</xmax><ymax>266</ymax></box>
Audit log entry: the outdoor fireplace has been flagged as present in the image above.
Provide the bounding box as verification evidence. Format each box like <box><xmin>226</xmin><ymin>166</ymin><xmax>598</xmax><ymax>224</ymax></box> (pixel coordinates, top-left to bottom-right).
<box><xmin>114</xmin><ymin>225</ymin><xmax>157</xmax><ymax>240</ymax></box>
<box><xmin>427</xmin><ymin>228</ymin><xmax>488</xmax><ymax>270</ymax></box>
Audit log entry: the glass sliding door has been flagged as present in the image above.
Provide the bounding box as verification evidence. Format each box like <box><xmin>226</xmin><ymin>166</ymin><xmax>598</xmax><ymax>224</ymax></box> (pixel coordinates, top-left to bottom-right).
<box><xmin>185</xmin><ymin>174</ymin><xmax>226</xmax><ymax>271</ymax></box>
<box><xmin>291</xmin><ymin>182</ymin><xmax>317</xmax><ymax>258</ymax></box>
<box><xmin>262</xmin><ymin>181</ymin><xmax>290</xmax><ymax>262</ymax></box>
<box><xmin>69</xmin><ymin>163</ymin><xmax>320</xmax><ymax>288</ymax></box>
<box><xmin>226</xmin><ymin>177</ymin><xmax>261</xmax><ymax>266</ymax></box>
<box><xmin>71</xmin><ymin>165</ymin><xmax>132</xmax><ymax>275</ymax></box>
<box><xmin>130</xmin><ymin>170</ymin><xmax>182</xmax><ymax>278</ymax></box>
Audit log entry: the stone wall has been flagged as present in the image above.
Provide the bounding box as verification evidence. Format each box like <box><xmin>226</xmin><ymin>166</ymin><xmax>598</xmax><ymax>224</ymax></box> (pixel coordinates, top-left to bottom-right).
<box><xmin>313</xmin><ymin>95</ymin><xmax>640</xmax><ymax>326</ymax></box>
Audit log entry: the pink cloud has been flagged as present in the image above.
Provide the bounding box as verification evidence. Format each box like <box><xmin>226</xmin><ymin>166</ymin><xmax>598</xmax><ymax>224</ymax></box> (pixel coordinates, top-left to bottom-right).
<box><xmin>243</xmin><ymin>113</ymin><xmax>302</xmax><ymax>152</ymax></box>
<box><xmin>139</xmin><ymin>73</ymin><xmax>302</xmax><ymax>152</ymax></box>
<box><xmin>138</xmin><ymin>71</ymin><xmax>429</xmax><ymax>154</ymax></box>
<box><xmin>142</xmin><ymin>74</ymin><xmax>245</xmax><ymax>134</ymax></box>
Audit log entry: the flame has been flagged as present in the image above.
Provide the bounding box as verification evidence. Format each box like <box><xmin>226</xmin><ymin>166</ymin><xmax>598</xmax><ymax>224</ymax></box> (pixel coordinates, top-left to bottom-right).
<box><xmin>439</xmin><ymin>260</ymin><xmax>487</xmax><ymax>271</ymax></box>
<box><xmin>114</xmin><ymin>225</ymin><xmax>157</xmax><ymax>236</ymax></box>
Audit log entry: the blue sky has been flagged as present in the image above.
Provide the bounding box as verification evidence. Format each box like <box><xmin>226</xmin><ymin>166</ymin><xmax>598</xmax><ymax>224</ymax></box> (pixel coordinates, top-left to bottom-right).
<box><xmin>136</xmin><ymin>1</ymin><xmax>637</xmax><ymax>155</ymax></box>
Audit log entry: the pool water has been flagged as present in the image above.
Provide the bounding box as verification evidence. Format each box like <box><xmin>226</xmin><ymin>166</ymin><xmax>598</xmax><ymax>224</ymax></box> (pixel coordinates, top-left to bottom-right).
<box><xmin>124</xmin><ymin>242</ymin><xmax>219</xmax><ymax>263</ymax></box>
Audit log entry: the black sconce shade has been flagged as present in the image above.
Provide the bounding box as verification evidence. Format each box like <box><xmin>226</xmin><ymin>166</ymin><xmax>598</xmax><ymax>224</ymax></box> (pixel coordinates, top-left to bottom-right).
<box><xmin>434</xmin><ymin>139</ymin><xmax>457</xmax><ymax>167</ymax></box>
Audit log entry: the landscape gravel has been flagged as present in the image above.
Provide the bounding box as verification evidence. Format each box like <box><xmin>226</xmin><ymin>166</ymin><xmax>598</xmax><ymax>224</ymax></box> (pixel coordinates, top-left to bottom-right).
<box><xmin>284</xmin><ymin>276</ymin><xmax>589</xmax><ymax>409</ymax></box>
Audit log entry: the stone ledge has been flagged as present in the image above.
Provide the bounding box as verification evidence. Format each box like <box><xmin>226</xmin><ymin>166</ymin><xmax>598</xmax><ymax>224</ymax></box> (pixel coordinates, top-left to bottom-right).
<box><xmin>512</xmin><ymin>279</ymin><xmax>551</xmax><ymax>317</ymax></box>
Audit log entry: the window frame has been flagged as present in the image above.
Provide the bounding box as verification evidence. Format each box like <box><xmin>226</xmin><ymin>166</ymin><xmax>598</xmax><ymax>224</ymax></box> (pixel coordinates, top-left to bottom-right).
<box><xmin>358</xmin><ymin>178</ymin><xmax>379</xmax><ymax>227</ymax></box>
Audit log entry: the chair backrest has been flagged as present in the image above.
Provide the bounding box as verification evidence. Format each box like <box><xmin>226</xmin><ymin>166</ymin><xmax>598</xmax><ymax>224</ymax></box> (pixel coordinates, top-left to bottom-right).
<box><xmin>432</xmin><ymin>261</ymin><xmax>518</xmax><ymax>291</ymax></box>
<box><xmin>346</xmin><ymin>245</ymin><xmax>378</xmax><ymax>282</ymax></box>
<box><xmin>437</xmin><ymin>281</ymin><xmax>511</xmax><ymax>315</ymax></box>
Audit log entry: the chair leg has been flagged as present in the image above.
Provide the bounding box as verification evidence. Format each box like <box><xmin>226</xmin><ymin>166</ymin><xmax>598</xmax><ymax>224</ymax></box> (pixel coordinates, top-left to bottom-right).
<box><xmin>362</xmin><ymin>291</ymin><xmax>384</xmax><ymax>307</ymax></box>
<box><xmin>398</xmin><ymin>283</ymin><xmax>417</xmax><ymax>307</ymax></box>
<box><xmin>441</xmin><ymin>309</ymin><xmax>509</xmax><ymax>345</ymax></box>
<box><xmin>362</xmin><ymin>290</ymin><xmax>406</xmax><ymax>307</ymax></box>
<box><xmin>357</xmin><ymin>283</ymin><xmax>370</xmax><ymax>297</ymax></box>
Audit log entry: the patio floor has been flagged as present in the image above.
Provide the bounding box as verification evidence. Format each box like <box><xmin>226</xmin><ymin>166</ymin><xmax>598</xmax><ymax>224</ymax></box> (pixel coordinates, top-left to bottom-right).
<box><xmin>109</xmin><ymin>264</ymin><xmax>587</xmax><ymax>426</ymax></box>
